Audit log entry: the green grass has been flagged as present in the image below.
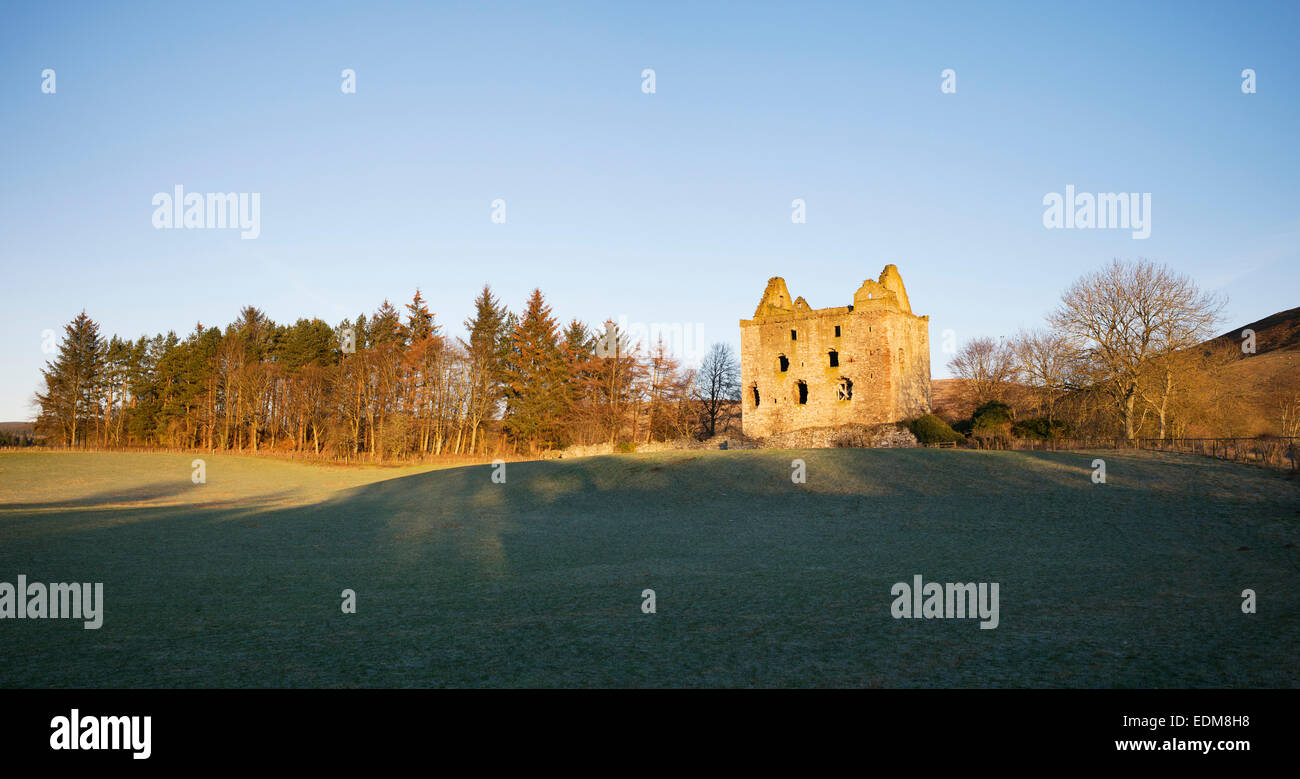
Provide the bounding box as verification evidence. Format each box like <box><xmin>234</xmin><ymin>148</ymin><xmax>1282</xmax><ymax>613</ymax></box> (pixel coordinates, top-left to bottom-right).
<box><xmin>1</xmin><ymin>449</ymin><xmax>1297</xmax><ymax>687</ymax></box>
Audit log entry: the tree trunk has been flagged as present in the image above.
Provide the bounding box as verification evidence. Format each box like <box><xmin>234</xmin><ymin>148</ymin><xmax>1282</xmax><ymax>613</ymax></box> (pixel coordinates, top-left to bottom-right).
<box><xmin>1123</xmin><ymin>388</ymin><xmax>1137</xmax><ymax>441</ymax></box>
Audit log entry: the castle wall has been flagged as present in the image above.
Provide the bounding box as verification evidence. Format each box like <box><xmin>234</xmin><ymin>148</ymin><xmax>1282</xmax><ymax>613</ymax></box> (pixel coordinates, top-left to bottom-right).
<box><xmin>894</xmin><ymin>313</ymin><xmax>933</xmax><ymax>419</ymax></box>
<box><xmin>739</xmin><ymin>267</ymin><xmax>931</xmax><ymax>438</ymax></box>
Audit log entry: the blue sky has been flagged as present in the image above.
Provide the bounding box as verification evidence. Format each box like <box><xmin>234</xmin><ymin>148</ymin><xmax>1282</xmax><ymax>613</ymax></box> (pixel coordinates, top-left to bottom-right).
<box><xmin>2</xmin><ymin>0</ymin><xmax>1297</xmax><ymax>420</ymax></box>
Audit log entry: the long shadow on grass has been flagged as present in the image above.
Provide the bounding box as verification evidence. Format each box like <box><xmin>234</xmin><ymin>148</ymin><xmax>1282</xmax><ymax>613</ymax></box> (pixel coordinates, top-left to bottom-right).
<box><xmin>2</xmin><ymin>450</ymin><xmax>1297</xmax><ymax>688</ymax></box>
<box><xmin>0</xmin><ymin>480</ymin><xmax>199</xmax><ymax>510</ymax></box>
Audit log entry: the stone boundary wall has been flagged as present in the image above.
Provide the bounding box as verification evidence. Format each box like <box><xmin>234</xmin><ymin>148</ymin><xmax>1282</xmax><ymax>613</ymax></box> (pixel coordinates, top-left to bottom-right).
<box><xmin>547</xmin><ymin>424</ymin><xmax>917</xmax><ymax>459</ymax></box>
<box><xmin>761</xmin><ymin>423</ymin><xmax>917</xmax><ymax>449</ymax></box>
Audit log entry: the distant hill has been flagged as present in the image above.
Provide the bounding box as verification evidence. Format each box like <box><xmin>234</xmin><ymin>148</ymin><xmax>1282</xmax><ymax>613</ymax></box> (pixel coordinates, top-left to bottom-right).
<box><xmin>1207</xmin><ymin>306</ymin><xmax>1300</xmax><ymax>356</ymax></box>
<box><xmin>1202</xmin><ymin>306</ymin><xmax>1300</xmax><ymax>435</ymax></box>
<box><xmin>930</xmin><ymin>378</ymin><xmax>975</xmax><ymax>422</ymax></box>
<box><xmin>0</xmin><ymin>422</ymin><xmax>33</xmax><ymax>435</ymax></box>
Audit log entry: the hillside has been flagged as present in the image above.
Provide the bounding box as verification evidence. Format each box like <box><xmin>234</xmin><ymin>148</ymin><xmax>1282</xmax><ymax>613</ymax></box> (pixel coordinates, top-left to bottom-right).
<box><xmin>2</xmin><ymin>449</ymin><xmax>1296</xmax><ymax>687</ymax></box>
<box><xmin>1209</xmin><ymin>306</ymin><xmax>1300</xmax><ymax>355</ymax></box>
<box><xmin>931</xmin><ymin>306</ymin><xmax>1300</xmax><ymax>433</ymax></box>
<box><xmin>1205</xmin><ymin>307</ymin><xmax>1300</xmax><ymax>435</ymax></box>
<box><xmin>930</xmin><ymin>378</ymin><xmax>975</xmax><ymax>421</ymax></box>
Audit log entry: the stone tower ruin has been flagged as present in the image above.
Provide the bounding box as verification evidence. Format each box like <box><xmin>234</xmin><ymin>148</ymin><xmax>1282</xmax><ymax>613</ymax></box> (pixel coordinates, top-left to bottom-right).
<box><xmin>739</xmin><ymin>265</ymin><xmax>932</xmax><ymax>438</ymax></box>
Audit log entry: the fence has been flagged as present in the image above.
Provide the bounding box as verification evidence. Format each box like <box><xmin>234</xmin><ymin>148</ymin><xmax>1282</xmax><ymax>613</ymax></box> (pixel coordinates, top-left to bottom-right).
<box><xmin>0</xmin><ymin>444</ymin><xmax>513</xmax><ymax>467</ymax></box>
<box><xmin>1009</xmin><ymin>436</ymin><xmax>1300</xmax><ymax>471</ymax></box>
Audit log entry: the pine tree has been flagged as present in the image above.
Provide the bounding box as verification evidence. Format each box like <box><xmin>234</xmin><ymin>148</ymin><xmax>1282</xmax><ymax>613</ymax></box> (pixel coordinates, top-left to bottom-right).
<box><xmin>562</xmin><ymin>319</ymin><xmax>592</xmax><ymax>360</ymax></box>
<box><xmin>461</xmin><ymin>285</ymin><xmax>510</xmax><ymax>454</ymax></box>
<box><xmin>503</xmin><ymin>289</ymin><xmax>564</xmax><ymax>452</ymax></box>
<box><xmin>402</xmin><ymin>289</ymin><xmax>437</xmax><ymax>344</ymax></box>
<box><xmin>559</xmin><ymin>319</ymin><xmax>594</xmax><ymax>443</ymax></box>
<box><xmin>189</xmin><ymin>325</ymin><xmax>223</xmax><ymax>449</ymax></box>
<box><xmin>230</xmin><ymin>307</ymin><xmax>275</xmax><ymax>451</ymax></box>
<box><xmin>401</xmin><ymin>290</ymin><xmax>443</xmax><ymax>456</ymax></box>
<box><xmin>153</xmin><ymin>331</ymin><xmax>187</xmax><ymax>446</ymax></box>
<box><xmin>367</xmin><ymin>301</ymin><xmax>403</xmax><ymax>457</ymax></box>
<box><xmin>35</xmin><ymin>311</ymin><xmax>105</xmax><ymax>447</ymax></box>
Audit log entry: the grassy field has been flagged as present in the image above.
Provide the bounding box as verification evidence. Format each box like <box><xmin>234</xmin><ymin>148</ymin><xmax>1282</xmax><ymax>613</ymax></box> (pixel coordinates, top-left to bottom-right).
<box><xmin>1</xmin><ymin>449</ymin><xmax>1297</xmax><ymax>688</ymax></box>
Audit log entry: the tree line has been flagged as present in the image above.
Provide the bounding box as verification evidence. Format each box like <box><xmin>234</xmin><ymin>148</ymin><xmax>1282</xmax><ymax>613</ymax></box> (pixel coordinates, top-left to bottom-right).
<box><xmin>943</xmin><ymin>258</ymin><xmax>1281</xmax><ymax>441</ymax></box>
<box><xmin>34</xmin><ymin>285</ymin><xmax>742</xmax><ymax>459</ymax></box>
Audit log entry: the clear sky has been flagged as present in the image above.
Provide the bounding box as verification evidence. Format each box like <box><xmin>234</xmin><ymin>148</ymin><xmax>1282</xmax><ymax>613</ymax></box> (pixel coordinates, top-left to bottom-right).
<box><xmin>2</xmin><ymin>0</ymin><xmax>1297</xmax><ymax>421</ymax></box>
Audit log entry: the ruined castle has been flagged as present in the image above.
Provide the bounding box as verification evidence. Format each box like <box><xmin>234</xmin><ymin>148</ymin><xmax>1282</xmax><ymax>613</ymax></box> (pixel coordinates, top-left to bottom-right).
<box><xmin>739</xmin><ymin>265</ymin><xmax>932</xmax><ymax>438</ymax></box>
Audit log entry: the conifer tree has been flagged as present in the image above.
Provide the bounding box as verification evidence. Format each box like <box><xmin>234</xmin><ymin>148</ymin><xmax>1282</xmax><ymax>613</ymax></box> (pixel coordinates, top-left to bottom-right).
<box><xmin>462</xmin><ymin>284</ymin><xmax>510</xmax><ymax>454</ymax></box>
<box><xmin>35</xmin><ymin>311</ymin><xmax>105</xmax><ymax>447</ymax></box>
<box><xmin>503</xmin><ymin>289</ymin><xmax>564</xmax><ymax>451</ymax></box>
<box><xmin>402</xmin><ymin>289</ymin><xmax>437</xmax><ymax>343</ymax></box>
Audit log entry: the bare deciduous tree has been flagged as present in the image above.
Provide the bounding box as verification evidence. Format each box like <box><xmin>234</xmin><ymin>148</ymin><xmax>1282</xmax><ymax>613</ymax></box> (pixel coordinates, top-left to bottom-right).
<box><xmin>1049</xmin><ymin>259</ymin><xmax>1224</xmax><ymax>440</ymax></box>
<box><xmin>693</xmin><ymin>342</ymin><xmax>740</xmax><ymax>438</ymax></box>
<box><xmin>947</xmin><ymin>336</ymin><xmax>1017</xmax><ymax>407</ymax></box>
<box><xmin>1280</xmin><ymin>394</ymin><xmax>1300</xmax><ymax>439</ymax></box>
<box><xmin>1010</xmin><ymin>328</ymin><xmax>1078</xmax><ymax>428</ymax></box>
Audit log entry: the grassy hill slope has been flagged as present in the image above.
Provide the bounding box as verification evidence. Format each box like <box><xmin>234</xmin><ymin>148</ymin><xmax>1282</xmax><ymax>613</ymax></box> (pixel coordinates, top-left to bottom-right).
<box><xmin>1</xmin><ymin>450</ymin><xmax>1296</xmax><ymax>687</ymax></box>
<box><xmin>1209</xmin><ymin>305</ymin><xmax>1300</xmax><ymax>355</ymax></box>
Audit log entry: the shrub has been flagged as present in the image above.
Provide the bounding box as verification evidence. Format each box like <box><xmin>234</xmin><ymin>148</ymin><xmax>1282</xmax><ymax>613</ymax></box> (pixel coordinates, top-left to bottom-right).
<box><xmin>1012</xmin><ymin>417</ymin><xmax>1069</xmax><ymax>440</ymax></box>
<box><xmin>908</xmin><ymin>414</ymin><xmax>964</xmax><ymax>444</ymax></box>
<box><xmin>615</xmin><ymin>441</ymin><xmax>636</xmax><ymax>453</ymax></box>
<box><xmin>971</xmin><ymin>401</ymin><xmax>1014</xmax><ymax>428</ymax></box>
<box><xmin>969</xmin><ymin>402</ymin><xmax>1014</xmax><ymax>449</ymax></box>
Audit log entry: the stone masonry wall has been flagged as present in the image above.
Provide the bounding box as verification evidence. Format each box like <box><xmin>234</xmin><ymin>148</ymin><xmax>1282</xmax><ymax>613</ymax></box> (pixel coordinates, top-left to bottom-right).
<box><xmin>739</xmin><ymin>266</ymin><xmax>931</xmax><ymax>438</ymax></box>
